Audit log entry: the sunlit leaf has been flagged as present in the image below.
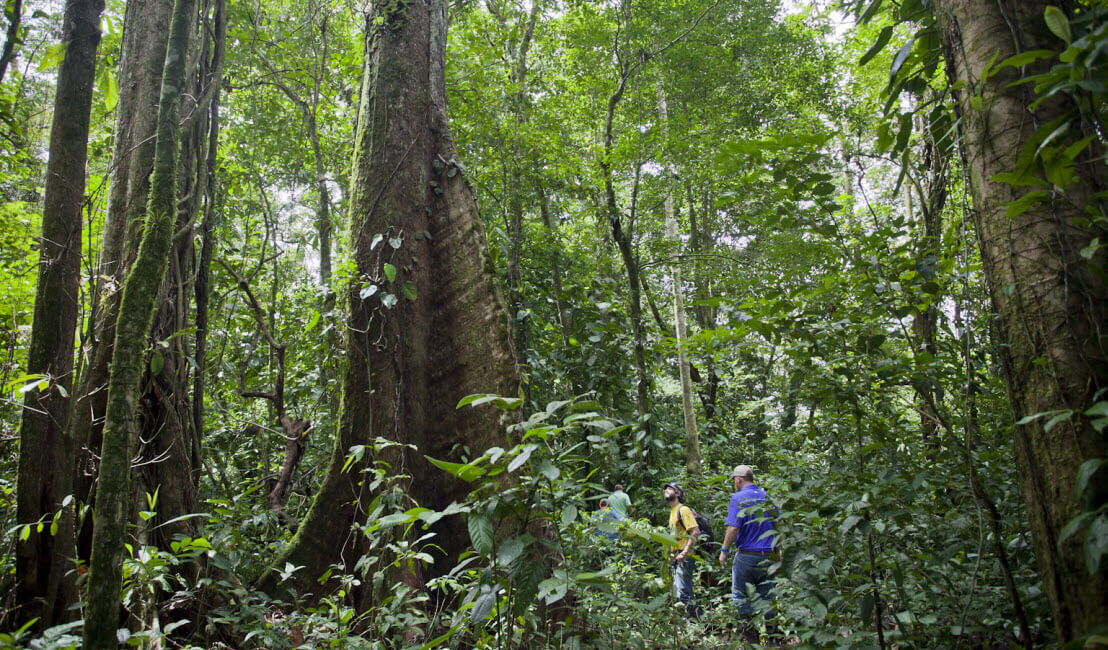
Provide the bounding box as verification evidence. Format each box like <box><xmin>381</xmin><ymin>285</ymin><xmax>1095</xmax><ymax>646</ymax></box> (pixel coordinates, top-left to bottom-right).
<box><xmin>1044</xmin><ymin>6</ymin><xmax>1071</xmax><ymax>44</ymax></box>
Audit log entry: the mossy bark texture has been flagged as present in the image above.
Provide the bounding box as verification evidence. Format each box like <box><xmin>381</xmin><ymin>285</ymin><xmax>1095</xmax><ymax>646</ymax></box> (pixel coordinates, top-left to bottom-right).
<box><xmin>934</xmin><ymin>0</ymin><xmax>1108</xmax><ymax>641</ymax></box>
<box><xmin>70</xmin><ymin>0</ymin><xmax>172</xmax><ymax>563</ymax></box>
<box><xmin>136</xmin><ymin>0</ymin><xmax>208</xmax><ymax>551</ymax></box>
<box><xmin>82</xmin><ymin>0</ymin><xmax>195</xmax><ymax>644</ymax></box>
<box><xmin>261</xmin><ymin>0</ymin><xmax>518</xmax><ymax>602</ymax></box>
<box><xmin>15</xmin><ymin>0</ymin><xmax>103</xmax><ymax>629</ymax></box>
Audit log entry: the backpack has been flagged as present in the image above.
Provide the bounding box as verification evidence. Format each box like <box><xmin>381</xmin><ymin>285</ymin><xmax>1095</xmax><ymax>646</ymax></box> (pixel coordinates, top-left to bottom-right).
<box><xmin>682</xmin><ymin>505</ymin><xmax>716</xmax><ymax>548</ymax></box>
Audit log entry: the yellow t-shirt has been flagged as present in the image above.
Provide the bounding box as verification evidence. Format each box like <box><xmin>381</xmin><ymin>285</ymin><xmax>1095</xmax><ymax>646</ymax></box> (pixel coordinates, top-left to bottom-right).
<box><xmin>668</xmin><ymin>504</ymin><xmax>699</xmax><ymax>554</ymax></box>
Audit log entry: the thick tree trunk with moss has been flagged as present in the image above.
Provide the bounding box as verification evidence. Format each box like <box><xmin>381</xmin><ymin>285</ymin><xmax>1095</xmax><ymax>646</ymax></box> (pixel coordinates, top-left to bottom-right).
<box><xmin>14</xmin><ymin>0</ymin><xmax>103</xmax><ymax>629</ymax></box>
<box><xmin>70</xmin><ymin>0</ymin><xmax>172</xmax><ymax>562</ymax></box>
<box><xmin>934</xmin><ymin>0</ymin><xmax>1108</xmax><ymax>640</ymax></box>
<box><xmin>82</xmin><ymin>0</ymin><xmax>195</xmax><ymax>644</ymax></box>
<box><xmin>260</xmin><ymin>0</ymin><xmax>518</xmax><ymax>601</ymax></box>
<box><xmin>135</xmin><ymin>0</ymin><xmax>215</xmax><ymax>550</ymax></box>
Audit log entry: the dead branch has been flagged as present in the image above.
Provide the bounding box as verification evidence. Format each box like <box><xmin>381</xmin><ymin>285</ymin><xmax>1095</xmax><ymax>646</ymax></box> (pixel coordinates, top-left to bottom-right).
<box><xmin>218</xmin><ymin>258</ymin><xmax>310</xmax><ymax>526</ymax></box>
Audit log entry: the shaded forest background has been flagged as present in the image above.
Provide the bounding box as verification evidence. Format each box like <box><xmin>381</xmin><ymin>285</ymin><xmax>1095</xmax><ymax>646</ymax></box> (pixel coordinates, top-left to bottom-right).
<box><xmin>0</xmin><ymin>0</ymin><xmax>1106</xmax><ymax>647</ymax></box>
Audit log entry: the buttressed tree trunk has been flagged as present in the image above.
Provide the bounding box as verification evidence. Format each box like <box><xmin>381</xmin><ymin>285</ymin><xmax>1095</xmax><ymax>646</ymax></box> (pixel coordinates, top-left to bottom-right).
<box><xmin>934</xmin><ymin>0</ymin><xmax>1108</xmax><ymax>640</ymax></box>
<box><xmin>15</xmin><ymin>0</ymin><xmax>103</xmax><ymax>628</ymax></box>
<box><xmin>83</xmin><ymin>0</ymin><xmax>195</xmax><ymax>643</ymax></box>
<box><xmin>261</xmin><ymin>0</ymin><xmax>518</xmax><ymax>601</ymax></box>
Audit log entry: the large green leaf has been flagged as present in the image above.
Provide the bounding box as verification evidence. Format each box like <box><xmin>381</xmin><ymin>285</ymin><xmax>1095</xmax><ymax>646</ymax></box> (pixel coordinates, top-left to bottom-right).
<box><xmin>468</xmin><ymin>512</ymin><xmax>494</xmax><ymax>556</ymax></box>
<box><xmin>858</xmin><ymin>26</ymin><xmax>893</xmax><ymax>67</ymax></box>
<box><xmin>1044</xmin><ymin>6</ymin><xmax>1071</xmax><ymax>44</ymax></box>
<box><xmin>425</xmin><ymin>455</ymin><xmax>487</xmax><ymax>482</ymax></box>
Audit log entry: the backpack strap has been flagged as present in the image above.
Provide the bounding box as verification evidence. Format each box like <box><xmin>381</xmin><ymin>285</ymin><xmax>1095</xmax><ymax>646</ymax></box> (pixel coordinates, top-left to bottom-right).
<box><xmin>673</xmin><ymin>507</ymin><xmax>691</xmax><ymax>531</ymax></box>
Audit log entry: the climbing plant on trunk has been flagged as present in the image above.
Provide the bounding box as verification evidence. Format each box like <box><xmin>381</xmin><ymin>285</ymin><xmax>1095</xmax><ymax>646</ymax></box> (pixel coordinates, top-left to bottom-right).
<box><xmin>932</xmin><ymin>0</ymin><xmax>1108</xmax><ymax>640</ymax></box>
<box><xmin>82</xmin><ymin>0</ymin><xmax>196</xmax><ymax>642</ymax></box>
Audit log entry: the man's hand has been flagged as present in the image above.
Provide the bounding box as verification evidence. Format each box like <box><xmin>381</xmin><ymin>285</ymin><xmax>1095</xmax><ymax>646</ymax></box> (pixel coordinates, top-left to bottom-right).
<box><xmin>718</xmin><ymin>551</ymin><xmax>728</xmax><ymax>566</ymax></box>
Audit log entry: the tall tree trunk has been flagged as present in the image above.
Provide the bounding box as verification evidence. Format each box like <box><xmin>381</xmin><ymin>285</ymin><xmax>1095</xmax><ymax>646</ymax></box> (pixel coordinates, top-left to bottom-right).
<box><xmin>71</xmin><ymin>0</ymin><xmax>172</xmax><ymax>562</ymax></box>
<box><xmin>910</xmin><ymin>107</ymin><xmax>947</xmax><ymax>448</ymax></box>
<box><xmin>136</xmin><ymin>0</ymin><xmax>210</xmax><ymax>551</ymax></box>
<box><xmin>83</xmin><ymin>0</ymin><xmax>195</xmax><ymax>643</ymax></box>
<box><xmin>688</xmin><ymin>181</ymin><xmax>720</xmax><ymax>437</ymax></box>
<box><xmin>14</xmin><ymin>0</ymin><xmax>103</xmax><ymax>629</ymax></box>
<box><xmin>601</xmin><ymin>82</ymin><xmax>651</xmax><ymax>446</ymax></box>
<box><xmin>500</xmin><ymin>0</ymin><xmax>540</xmax><ymax>403</ymax></box>
<box><xmin>657</xmin><ymin>84</ymin><xmax>700</xmax><ymax>474</ymax></box>
<box><xmin>192</xmin><ymin>0</ymin><xmax>225</xmax><ymax>445</ymax></box>
<box><xmin>259</xmin><ymin>0</ymin><xmax>518</xmax><ymax>602</ymax></box>
<box><xmin>934</xmin><ymin>0</ymin><xmax>1108</xmax><ymax>640</ymax></box>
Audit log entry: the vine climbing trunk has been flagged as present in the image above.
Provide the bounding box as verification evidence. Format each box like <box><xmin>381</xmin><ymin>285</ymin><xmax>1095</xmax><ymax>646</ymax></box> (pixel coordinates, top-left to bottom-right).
<box><xmin>259</xmin><ymin>0</ymin><xmax>518</xmax><ymax>603</ymax></box>
<box><xmin>70</xmin><ymin>0</ymin><xmax>172</xmax><ymax>562</ymax></box>
<box><xmin>933</xmin><ymin>0</ymin><xmax>1108</xmax><ymax>641</ymax></box>
<box><xmin>910</xmin><ymin>105</ymin><xmax>947</xmax><ymax>449</ymax></box>
<box><xmin>83</xmin><ymin>0</ymin><xmax>195</xmax><ymax>643</ymax></box>
<box><xmin>135</xmin><ymin>0</ymin><xmax>215</xmax><ymax>552</ymax></box>
<box><xmin>14</xmin><ymin>0</ymin><xmax>103</xmax><ymax>629</ymax></box>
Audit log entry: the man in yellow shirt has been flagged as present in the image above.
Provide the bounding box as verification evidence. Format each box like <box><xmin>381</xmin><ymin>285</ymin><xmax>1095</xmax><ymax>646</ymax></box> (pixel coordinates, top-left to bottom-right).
<box><xmin>664</xmin><ymin>482</ymin><xmax>701</xmax><ymax>618</ymax></box>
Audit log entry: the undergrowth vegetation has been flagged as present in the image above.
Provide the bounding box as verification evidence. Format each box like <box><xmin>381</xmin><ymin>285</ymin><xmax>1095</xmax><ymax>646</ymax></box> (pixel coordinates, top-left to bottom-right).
<box><xmin>3</xmin><ymin>393</ymin><xmax>1044</xmax><ymax>648</ymax></box>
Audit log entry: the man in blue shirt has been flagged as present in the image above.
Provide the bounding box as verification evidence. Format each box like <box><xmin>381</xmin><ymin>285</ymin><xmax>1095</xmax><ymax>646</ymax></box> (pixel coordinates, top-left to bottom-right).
<box><xmin>717</xmin><ymin>464</ymin><xmax>777</xmax><ymax>619</ymax></box>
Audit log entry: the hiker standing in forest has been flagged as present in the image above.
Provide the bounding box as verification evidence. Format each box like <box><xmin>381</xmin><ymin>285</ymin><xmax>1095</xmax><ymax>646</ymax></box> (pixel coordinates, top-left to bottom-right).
<box><xmin>664</xmin><ymin>482</ymin><xmax>701</xmax><ymax>619</ymax></box>
<box><xmin>608</xmin><ymin>483</ymin><xmax>631</xmax><ymax>518</ymax></box>
<box><xmin>592</xmin><ymin>498</ymin><xmax>619</xmax><ymax>541</ymax></box>
<box><xmin>718</xmin><ymin>464</ymin><xmax>777</xmax><ymax>629</ymax></box>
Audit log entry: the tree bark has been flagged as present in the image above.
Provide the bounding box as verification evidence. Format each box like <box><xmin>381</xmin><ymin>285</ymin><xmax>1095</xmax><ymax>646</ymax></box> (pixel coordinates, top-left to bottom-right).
<box><xmin>83</xmin><ymin>0</ymin><xmax>195</xmax><ymax>643</ymax></box>
<box><xmin>192</xmin><ymin>0</ymin><xmax>225</xmax><ymax>446</ymax></box>
<box><xmin>135</xmin><ymin>0</ymin><xmax>210</xmax><ymax>552</ymax></box>
<box><xmin>14</xmin><ymin>0</ymin><xmax>103</xmax><ymax>629</ymax></box>
<box><xmin>260</xmin><ymin>0</ymin><xmax>518</xmax><ymax>602</ymax></box>
<box><xmin>934</xmin><ymin>0</ymin><xmax>1108</xmax><ymax>640</ymax></box>
<box><xmin>70</xmin><ymin>0</ymin><xmax>172</xmax><ymax>562</ymax></box>
<box><xmin>0</xmin><ymin>0</ymin><xmax>22</xmax><ymax>85</ymax></box>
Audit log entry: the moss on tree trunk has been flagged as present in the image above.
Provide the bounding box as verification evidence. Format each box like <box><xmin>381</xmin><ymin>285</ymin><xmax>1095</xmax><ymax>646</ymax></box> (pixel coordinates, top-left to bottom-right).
<box><xmin>82</xmin><ymin>0</ymin><xmax>195</xmax><ymax>644</ymax></box>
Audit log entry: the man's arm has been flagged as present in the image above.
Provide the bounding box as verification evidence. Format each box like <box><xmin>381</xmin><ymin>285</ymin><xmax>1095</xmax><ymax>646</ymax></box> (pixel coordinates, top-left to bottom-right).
<box><xmin>676</xmin><ymin>525</ymin><xmax>700</xmax><ymax>561</ymax></box>
<box><xmin>718</xmin><ymin>525</ymin><xmax>739</xmax><ymax>565</ymax></box>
